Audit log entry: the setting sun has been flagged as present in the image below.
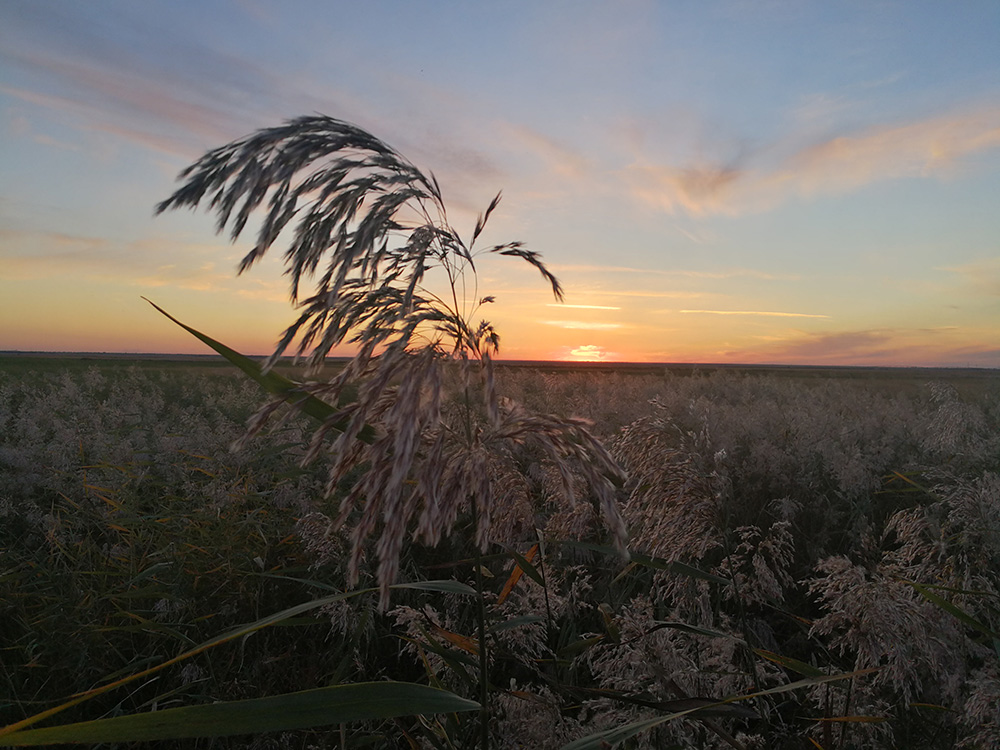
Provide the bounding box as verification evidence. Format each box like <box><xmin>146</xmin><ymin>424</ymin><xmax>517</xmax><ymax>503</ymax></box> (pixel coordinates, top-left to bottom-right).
<box><xmin>562</xmin><ymin>344</ymin><xmax>616</xmax><ymax>362</ymax></box>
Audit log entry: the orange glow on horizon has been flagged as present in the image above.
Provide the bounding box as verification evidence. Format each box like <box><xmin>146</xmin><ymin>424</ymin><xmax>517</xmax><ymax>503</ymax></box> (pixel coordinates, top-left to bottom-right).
<box><xmin>4</xmin><ymin>279</ymin><xmax>997</xmax><ymax>369</ymax></box>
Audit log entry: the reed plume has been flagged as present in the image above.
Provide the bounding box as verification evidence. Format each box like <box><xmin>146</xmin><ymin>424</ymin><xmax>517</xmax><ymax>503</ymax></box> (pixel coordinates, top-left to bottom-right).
<box><xmin>158</xmin><ymin>115</ymin><xmax>627</xmax><ymax>606</ymax></box>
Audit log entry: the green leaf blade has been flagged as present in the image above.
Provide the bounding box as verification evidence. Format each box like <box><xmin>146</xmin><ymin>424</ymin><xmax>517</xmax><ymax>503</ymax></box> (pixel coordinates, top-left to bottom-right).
<box><xmin>1</xmin><ymin>683</ymin><xmax>479</xmax><ymax>745</ymax></box>
<box><xmin>142</xmin><ymin>298</ymin><xmax>375</xmax><ymax>443</ymax></box>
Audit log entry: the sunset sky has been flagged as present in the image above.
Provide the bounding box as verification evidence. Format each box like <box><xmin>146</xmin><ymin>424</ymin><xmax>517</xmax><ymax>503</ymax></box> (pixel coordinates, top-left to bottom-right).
<box><xmin>2</xmin><ymin>1</ymin><xmax>998</xmax><ymax>366</ymax></box>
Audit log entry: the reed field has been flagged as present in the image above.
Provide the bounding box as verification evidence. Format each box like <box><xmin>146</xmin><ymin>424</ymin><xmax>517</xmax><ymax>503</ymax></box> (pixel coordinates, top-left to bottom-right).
<box><xmin>1</xmin><ymin>356</ymin><xmax>997</xmax><ymax>749</ymax></box>
<box><xmin>2</xmin><ymin>116</ymin><xmax>999</xmax><ymax>749</ymax></box>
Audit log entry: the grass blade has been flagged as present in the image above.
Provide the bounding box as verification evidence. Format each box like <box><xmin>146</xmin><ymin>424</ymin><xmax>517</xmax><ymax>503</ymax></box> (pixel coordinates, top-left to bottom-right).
<box><xmin>143</xmin><ymin>297</ymin><xmax>374</xmax><ymax>443</ymax></box>
<box><xmin>394</xmin><ymin>580</ymin><xmax>478</xmax><ymax>596</ymax></box>
<box><xmin>559</xmin><ymin>670</ymin><xmax>876</xmax><ymax>750</ymax></box>
<box><xmin>652</xmin><ymin>621</ymin><xmax>746</xmax><ymax>644</ymax></box>
<box><xmin>497</xmin><ymin>544</ymin><xmax>541</xmax><ymax>605</ymax></box>
<box><xmin>753</xmin><ymin>648</ymin><xmax>826</xmax><ymax>678</ymax></box>
<box><xmin>906</xmin><ymin>580</ymin><xmax>1000</xmax><ymax>658</ymax></box>
<box><xmin>0</xmin><ymin>683</ymin><xmax>478</xmax><ymax>745</ymax></box>
<box><xmin>560</xmin><ymin>542</ymin><xmax>731</xmax><ymax>586</ymax></box>
<box><xmin>906</xmin><ymin>582</ymin><xmax>999</xmax><ymax>640</ymax></box>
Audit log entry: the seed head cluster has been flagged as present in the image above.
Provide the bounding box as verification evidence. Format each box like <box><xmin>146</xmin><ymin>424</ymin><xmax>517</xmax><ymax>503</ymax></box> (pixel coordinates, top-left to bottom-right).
<box><xmin>158</xmin><ymin>116</ymin><xmax>628</xmax><ymax>606</ymax></box>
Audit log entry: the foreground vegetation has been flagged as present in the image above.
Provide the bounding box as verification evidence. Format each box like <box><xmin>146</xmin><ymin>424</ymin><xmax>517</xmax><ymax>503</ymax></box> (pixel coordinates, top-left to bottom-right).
<box><xmin>1</xmin><ymin>359</ymin><xmax>997</xmax><ymax>748</ymax></box>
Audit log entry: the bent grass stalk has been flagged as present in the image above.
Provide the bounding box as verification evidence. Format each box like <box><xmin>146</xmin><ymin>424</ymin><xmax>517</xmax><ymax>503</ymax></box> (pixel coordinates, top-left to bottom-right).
<box><xmin>152</xmin><ymin>114</ymin><xmax>629</xmax><ymax>747</ymax></box>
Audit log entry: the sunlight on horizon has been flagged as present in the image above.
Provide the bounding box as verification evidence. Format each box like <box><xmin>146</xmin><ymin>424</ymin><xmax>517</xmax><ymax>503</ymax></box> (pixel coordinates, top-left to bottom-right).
<box><xmin>561</xmin><ymin>344</ymin><xmax>616</xmax><ymax>362</ymax></box>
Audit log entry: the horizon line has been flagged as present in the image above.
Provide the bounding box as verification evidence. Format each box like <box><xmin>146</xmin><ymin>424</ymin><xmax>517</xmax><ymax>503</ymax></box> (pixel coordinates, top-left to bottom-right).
<box><xmin>1</xmin><ymin>350</ymin><xmax>996</xmax><ymax>372</ymax></box>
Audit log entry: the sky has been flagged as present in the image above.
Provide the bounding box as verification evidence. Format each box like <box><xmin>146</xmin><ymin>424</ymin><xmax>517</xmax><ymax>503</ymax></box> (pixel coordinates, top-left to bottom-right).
<box><xmin>1</xmin><ymin>0</ymin><xmax>998</xmax><ymax>366</ymax></box>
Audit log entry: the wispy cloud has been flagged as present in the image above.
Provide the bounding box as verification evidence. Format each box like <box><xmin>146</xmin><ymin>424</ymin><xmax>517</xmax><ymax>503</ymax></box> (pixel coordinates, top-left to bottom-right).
<box><xmin>502</xmin><ymin>123</ymin><xmax>589</xmax><ymax>179</ymax></box>
<box><xmin>626</xmin><ymin>162</ymin><xmax>742</xmax><ymax>216</ymax></box>
<box><xmin>1</xmin><ymin>16</ymin><xmax>507</xmax><ymax>215</ymax></box>
<box><xmin>680</xmin><ymin>309</ymin><xmax>830</xmax><ymax>318</ymax></box>
<box><xmin>0</xmin><ymin>8</ymin><xmax>366</xmax><ymax>161</ymax></box>
<box><xmin>543</xmin><ymin>320</ymin><xmax>624</xmax><ymax>330</ymax></box>
<box><xmin>8</xmin><ymin>112</ymin><xmax>82</xmax><ymax>152</ymax></box>
<box><xmin>627</xmin><ymin>106</ymin><xmax>1000</xmax><ymax>216</ymax></box>
<box><xmin>671</xmin><ymin>224</ymin><xmax>714</xmax><ymax>244</ymax></box>
<box><xmin>0</xmin><ymin>229</ymin><xmax>117</xmax><ymax>280</ymax></box>
<box><xmin>0</xmin><ymin>229</ymin><xmax>248</xmax><ymax>294</ymax></box>
<box><xmin>941</xmin><ymin>256</ymin><xmax>1000</xmax><ymax>297</ymax></box>
<box><xmin>0</xmin><ymin>55</ymin><xmax>246</xmax><ymax>158</ymax></box>
<box><xmin>545</xmin><ymin>303</ymin><xmax>621</xmax><ymax>310</ymax></box>
<box><xmin>789</xmin><ymin>109</ymin><xmax>1000</xmax><ymax>191</ymax></box>
<box><xmin>236</xmin><ymin>279</ymin><xmax>289</xmax><ymax>303</ymax></box>
<box><xmin>582</xmin><ymin>290</ymin><xmax>708</xmax><ymax>299</ymax></box>
<box><xmin>551</xmin><ymin>263</ymin><xmax>798</xmax><ymax>280</ymax></box>
<box><xmin>754</xmin><ymin>330</ymin><xmax>892</xmax><ymax>360</ymax></box>
<box><xmin>721</xmin><ymin>327</ymin><xmax>1000</xmax><ymax>367</ymax></box>
<box><xmin>134</xmin><ymin>262</ymin><xmax>233</xmax><ymax>292</ymax></box>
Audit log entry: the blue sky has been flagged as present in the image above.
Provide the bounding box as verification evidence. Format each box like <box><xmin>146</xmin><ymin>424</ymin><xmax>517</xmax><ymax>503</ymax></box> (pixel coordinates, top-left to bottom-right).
<box><xmin>1</xmin><ymin>0</ymin><xmax>998</xmax><ymax>365</ymax></box>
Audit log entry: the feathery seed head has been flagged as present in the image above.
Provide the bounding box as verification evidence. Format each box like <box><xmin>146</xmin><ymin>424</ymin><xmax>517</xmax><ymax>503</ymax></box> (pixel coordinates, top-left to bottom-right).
<box><xmin>159</xmin><ymin>115</ymin><xmax>629</xmax><ymax>608</ymax></box>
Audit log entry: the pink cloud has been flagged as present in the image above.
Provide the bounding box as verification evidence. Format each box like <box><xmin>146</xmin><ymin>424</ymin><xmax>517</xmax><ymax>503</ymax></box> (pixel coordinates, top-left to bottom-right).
<box><xmin>627</xmin><ymin>106</ymin><xmax>1000</xmax><ymax>216</ymax></box>
<box><xmin>501</xmin><ymin>123</ymin><xmax>590</xmax><ymax>180</ymax></box>
<box><xmin>722</xmin><ymin>328</ymin><xmax>1000</xmax><ymax>368</ymax></box>
<box><xmin>626</xmin><ymin>162</ymin><xmax>742</xmax><ymax>215</ymax></box>
<box><xmin>0</xmin><ymin>46</ymin><xmax>242</xmax><ymax>158</ymax></box>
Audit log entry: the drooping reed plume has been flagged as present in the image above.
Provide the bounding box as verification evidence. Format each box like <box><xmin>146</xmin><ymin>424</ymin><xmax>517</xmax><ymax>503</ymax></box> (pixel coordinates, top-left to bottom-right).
<box><xmin>157</xmin><ymin>115</ymin><xmax>628</xmax><ymax>606</ymax></box>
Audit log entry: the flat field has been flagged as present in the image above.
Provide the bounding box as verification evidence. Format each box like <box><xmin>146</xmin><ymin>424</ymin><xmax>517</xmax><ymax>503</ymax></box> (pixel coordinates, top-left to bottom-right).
<box><xmin>1</xmin><ymin>355</ymin><xmax>998</xmax><ymax>748</ymax></box>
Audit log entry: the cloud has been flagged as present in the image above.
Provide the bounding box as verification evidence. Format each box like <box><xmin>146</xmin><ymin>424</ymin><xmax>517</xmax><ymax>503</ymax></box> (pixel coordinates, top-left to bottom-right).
<box><xmin>949</xmin><ymin>347</ymin><xmax>1000</xmax><ymax>366</ymax></box>
<box><xmin>542</xmin><ymin>320</ymin><xmax>623</xmax><ymax>330</ymax></box>
<box><xmin>626</xmin><ymin>162</ymin><xmax>742</xmax><ymax>215</ymax></box>
<box><xmin>134</xmin><ymin>262</ymin><xmax>233</xmax><ymax>292</ymax></box>
<box><xmin>0</xmin><ymin>8</ymin><xmax>374</xmax><ymax>162</ymax></box>
<box><xmin>672</xmin><ymin>224</ymin><xmax>715</xmax><ymax>244</ymax></box>
<box><xmin>789</xmin><ymin>111</ymin><xmax>1000</xmax><ymax>191</ymax></box>
<box><xmin>0</xmin><ymin>54</ymin><xmax>249</xmax><ymax>159</ymax></box>
<box><xmin>941</xmin><ymin>256</ymin><xmax>1000</xmax><ymax>297</ymax></box>
<box><xmin>501</xmin><ymin>123</ymin><xmax>590</xmax><ymax>180</ymax></box>
<box><xmin>0</xmin><ymin>229</ymin><xmax>117</xmax><ymax>280</ymax></box>
<box><xmin>791</xmin><ymin>93</ymin><xmax>856</xmax><ymax>125</ymax></box>
<box><xmin>760</xmin><ymin>330</ymin><xmax>892</xmax><ymax>360</ymax></box>
<box><xmin>5</xmin><ymin>111</ymin><xmax>82</xmax><ymax>152</ymax></box>
<box><xmin>627</xmin><ymin>106</ymin><xmax>1000</xmax><ymax>216</ymax></box>
<box><xmin>680</xmin><ymin>309</ymin><xmax>830</xmax><ymax>318</ymax></box>
<box><xmin>1</xmin><ymin>17</ymin><xmax>507</xmax><ymax>218</ymax></box>
<box><xmin>722</xmin><ymin>327</ymin><xmax>1000</xmax><ymax>367</ymax></box>
<box><xmin>546</xmin><ymin>303</ymin><xmax>621</xmax><ymax>310</ymax></box>
<box><xmin>582</xmin><ymin>290</ymin><xmax>708</xmax><ymax>299</ymax></box>
<box><xmin>551</xmin><ymin>263</ymin><xmax>798</xmax><ymax>280</ymax></box>
<box><xmin>0</xmin><ymin>229</ymin><xmax>245</xmax><ymax>293</ymax></box>
<box><xmin>236</xmin><ymin>290</ymin><xmax>287</xmax><ymax>303</ymax></box>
